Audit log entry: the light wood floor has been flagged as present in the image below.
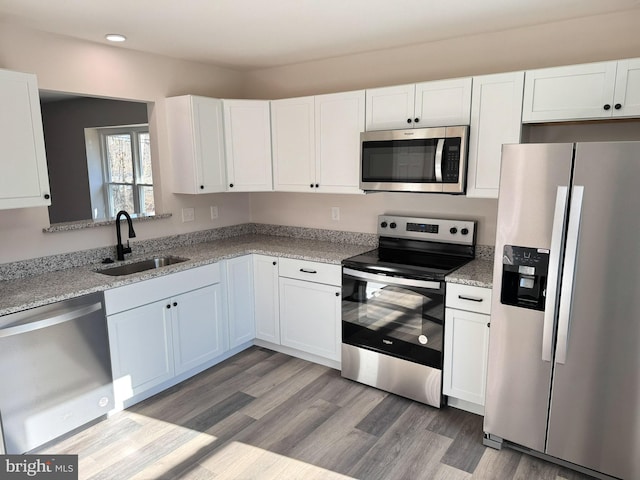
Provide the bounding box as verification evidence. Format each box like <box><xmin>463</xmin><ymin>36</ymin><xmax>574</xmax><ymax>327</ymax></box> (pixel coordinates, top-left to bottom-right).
<box><xmin>37</xmin><ymin>347</ymin><xmax>597</xmax><ymax>480</ymax></box>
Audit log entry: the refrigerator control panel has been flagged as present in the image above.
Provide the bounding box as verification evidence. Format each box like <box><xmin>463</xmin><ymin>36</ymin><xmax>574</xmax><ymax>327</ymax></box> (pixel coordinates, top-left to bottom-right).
<box><xmin>501</xmin><ymin>245</ymin><xmax>549</xmax><ymax>311</ymax></box>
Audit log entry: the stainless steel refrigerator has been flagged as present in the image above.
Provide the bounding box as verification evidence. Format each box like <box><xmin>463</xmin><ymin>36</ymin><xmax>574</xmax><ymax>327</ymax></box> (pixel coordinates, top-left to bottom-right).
<box><xmin>484</xmin><ymin>142</ymin><xmax>640</xmax><ymax>480</ymax></box>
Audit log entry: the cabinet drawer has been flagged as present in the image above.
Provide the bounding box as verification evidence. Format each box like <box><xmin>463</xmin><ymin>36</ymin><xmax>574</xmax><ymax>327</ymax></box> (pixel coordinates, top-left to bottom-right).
<box><xmin>446</xmin><ymin>283</ymin><xmax>492</xmax><ymax>315</ymax></box>
<box><xmin>278</xmin><ymin>258</ymin><xmax>341</xmax><ymax>286</ymax></box>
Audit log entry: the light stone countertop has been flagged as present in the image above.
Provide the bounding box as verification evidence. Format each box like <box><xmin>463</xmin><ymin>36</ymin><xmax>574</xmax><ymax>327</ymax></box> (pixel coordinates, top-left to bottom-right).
<box><xmin>445</xmin><ymin>257</ymin><xmax>494</xmax><ymax>289</ymax></box>
<box><xmin>0</xmin><ymin>234</ymin><xmax>375</xmax><ymax>317</ymax></box>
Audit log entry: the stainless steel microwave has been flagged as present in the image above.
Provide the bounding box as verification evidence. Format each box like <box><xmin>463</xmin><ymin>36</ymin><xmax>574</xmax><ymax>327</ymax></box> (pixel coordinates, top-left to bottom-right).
<box><xmin>360</xmin><ymin>125</ymin><xmax>469</xmax><ymax>194</ymax></box>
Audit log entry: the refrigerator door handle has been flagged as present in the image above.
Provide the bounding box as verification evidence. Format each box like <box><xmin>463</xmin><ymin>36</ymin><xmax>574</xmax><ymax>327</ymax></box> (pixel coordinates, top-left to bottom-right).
<box><xmin>542</xmin><ymin>186</ymin><xmax>568</xmax><ymax>362</ymax></box>
<box><xmin>556</xmin><ymin>185</ymin><xmax>584</xmax><ymax>365</ymax></box>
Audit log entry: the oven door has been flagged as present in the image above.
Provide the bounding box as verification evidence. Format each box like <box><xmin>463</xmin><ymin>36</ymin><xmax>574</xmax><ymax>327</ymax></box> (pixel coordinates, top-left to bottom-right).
<box><xmin>341</xmin><ymin>267</ymin><xmax>444</xmax><ymax>369</ymax></box>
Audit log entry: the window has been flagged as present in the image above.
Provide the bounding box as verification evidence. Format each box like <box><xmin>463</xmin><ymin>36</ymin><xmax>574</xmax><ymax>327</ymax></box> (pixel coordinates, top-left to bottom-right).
<box><xmin>100</xmin><ymin>125</ymin><xmax>154</xmax><ymax>218</ymax></box>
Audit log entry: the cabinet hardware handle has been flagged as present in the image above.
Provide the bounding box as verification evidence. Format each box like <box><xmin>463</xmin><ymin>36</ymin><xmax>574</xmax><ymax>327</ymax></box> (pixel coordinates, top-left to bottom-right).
<box><xmin>44</xmin><ymin>193</ymin><xmax>50</xmax><ymax>199</ymax></box>
<box><xmin>229</xmin><ymin>183</ymin><xmax>234</xmax><ymax>188</ymax></box>
<box><xmin>603</xmin><ymin>104</ymin><xmax>611</xmax><ymax>110</ymax></box>
<box><xmin>272</xmin><ymin>261</ymin><xmax>277</xmax><ymax>265</ymax></box>
<box><xmin>166</xmin><ymin>304</ymin><xmax>171</xmax><ymax>309</ymax></box>
<box><xmin>200</xmin><ymin>185</ymin><xmax>204</xmax><ymax>189</ymax></box>
<box><xmin>335</xmin><ymin>292</ymin><xmax>340</xmax><ymax>297</ymax></box>
<box><xmin>615</xmin><ymin>103</ymin><xmax>622</xmax><ymax>110</ymax></box>
<box><xmin>487</xmin><ymin>322</ymin><xmax>490</xmax><ymax>328</ymax></box>
<box><xmin>315</xmin><ymin>183</ymin><xmax>319</xmax><ymax>188</ymax></box>
<box><xmin>173</xmin><ymin>302</ymin><xmax>178</xmax><ymax>307</ymax></box>
<box><xmin>310</xmin><ymin>184</ymin><xmax>314</xmax><ymax>188</ymax></box>
<box><xmin>459</xmin><ymin>295</ymin><xmax>483</xmax><ymax>302</ymax></box>
<box><xmin>407</xmin><ymin>118</ymin><xmax>412</xmax><ymax>123</ymax></box>
<box><xmin>414</xmin><ymin>117</ymin><xmax>420</xmax><ymax>123</ymax></box>
<box><xmin>300</xmin><ymin>268</ymin><xmax>317</xmax><ymax>274</ymax></box>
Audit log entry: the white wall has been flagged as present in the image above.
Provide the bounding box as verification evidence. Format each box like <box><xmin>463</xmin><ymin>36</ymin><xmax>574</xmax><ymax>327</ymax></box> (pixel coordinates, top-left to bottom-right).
<box><xmin>0</xmin><ymin>23</ymin><xmax>251</xmax><ymax>263</ymax></box>
<box><xmin>250</xmin><ymin>193</ymin><xmax>497</xmax><ymax>246</ymax></box>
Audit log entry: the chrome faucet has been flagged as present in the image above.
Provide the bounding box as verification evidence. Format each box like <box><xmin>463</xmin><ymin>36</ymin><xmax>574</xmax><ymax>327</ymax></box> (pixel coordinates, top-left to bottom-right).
<box><xmin>115</xmin><ymin>210</ymin><xmax>136</xmax><ymax>261</ymax></box>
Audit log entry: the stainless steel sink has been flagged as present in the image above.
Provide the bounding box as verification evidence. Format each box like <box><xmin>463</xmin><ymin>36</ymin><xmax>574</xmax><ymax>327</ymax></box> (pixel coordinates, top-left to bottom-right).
<box><xmin>97</xmin><ymin>256</ymin><xmax>189</xmax><ymax>276</ymax></box>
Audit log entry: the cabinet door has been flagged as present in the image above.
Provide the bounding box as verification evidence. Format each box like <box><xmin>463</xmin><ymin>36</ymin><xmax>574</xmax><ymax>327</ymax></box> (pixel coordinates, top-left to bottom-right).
<box><xmin>271</xmin><ymin>97</ymin><xmax>316</xmax><ymax>192</ymax></box>
<box><xmin>466</xmin><ymin>72</ymin><xmax>524</xmax><ymax>199</ymax></box>
<box><xmin>172</xmin><ymin>284</ymin><xmax>228</xmax><ymax>375</ymax></box>
<box><xmin>522</xmin><ymin>62</ymin><xmax>617</xmax><ymax>122</ymax></box>
<box><xmin>223</xmin><ymin>99</ymin><xmax>273</xmax><ymax>191</ymax></box>
<box><xmin>225</xmin><ymin>256</ymin><xmax>256</xmax><ymax>348</ymax></box>
<box><xmin>443</xmin><ymin>308</ymin><xmax>490</xmax><ymax>406</ymax></box>
<box><xmin>365</xmin><ymin>84</ymin><xmax>416</xmax><ymax>131</ymax></box>
<box><xmin>414</xmin><ymin>78</ymin><xmax>472</xmax><ymax>127</ymax></box>
<box><xmin>315</xmin><ymin>90</ymin><xmax>365</xmax><ymax>194</ymax></box>
<box><xmin>279</xmin><ymin>277</ymin><xmax>341</xmax><ymax>361</ymax></box>
<box><xmin>166</xmin><ymin>95</ymin><xmax>227</xmax><ymax>194</ymax></box>
<box><xmin>0</xmin><ymin>69</ymin><xmax>51</xmax><ymax>209</ymax></box>
<box><xmin>612</xmin><ymin>58</ymin><xmax>640</xmax><ymax>118</ymax></box>
<box><xmin>254</xmin><ymin>255</ymin><xmax>280</xmax><ymax>344</ymax></box>
<box><xmin>107</xmin><ymin>301</ymin><xmax>174</xmax><ymax>402</ymax></box>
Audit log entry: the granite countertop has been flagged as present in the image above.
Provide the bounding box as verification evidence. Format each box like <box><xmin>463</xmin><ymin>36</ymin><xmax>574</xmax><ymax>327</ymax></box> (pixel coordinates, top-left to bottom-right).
<box><xmin>0</xmin><ymin>234</ymin><xmax>374</xmax><ymax>317</ymax></box>
<box><xmin>445</xmin><ymin>257</ymin><xmax>494</xmax><ymax>289</ymax></box>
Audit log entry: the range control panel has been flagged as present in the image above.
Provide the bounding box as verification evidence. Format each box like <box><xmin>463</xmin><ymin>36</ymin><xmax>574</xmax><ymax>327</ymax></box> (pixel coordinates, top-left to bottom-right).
<box><xmin>377</xmin><ymin>214</ymin><xmax>476</xmax><ymax>246</ymax></box>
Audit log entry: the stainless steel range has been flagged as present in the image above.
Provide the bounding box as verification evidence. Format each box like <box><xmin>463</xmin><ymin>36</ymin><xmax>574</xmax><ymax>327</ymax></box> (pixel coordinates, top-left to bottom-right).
<box><xmin>341</xmin><ymin>214</ymin><xmax>476</xmax><ymax>408</ymax></box>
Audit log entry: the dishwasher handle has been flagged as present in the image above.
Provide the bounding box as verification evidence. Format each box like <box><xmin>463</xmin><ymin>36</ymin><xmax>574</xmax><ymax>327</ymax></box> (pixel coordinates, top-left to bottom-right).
<box><xmin>0</xmin><ymin>302</ymin><xmax>103</xmax><ymax>338</ymax></box>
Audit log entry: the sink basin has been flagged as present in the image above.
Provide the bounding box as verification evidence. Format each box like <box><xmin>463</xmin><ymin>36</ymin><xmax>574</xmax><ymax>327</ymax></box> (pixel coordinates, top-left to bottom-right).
<box><xmin>97</xmin><ymin>256</ymin><xmax>189</xmax><ymax>276</ymax></box>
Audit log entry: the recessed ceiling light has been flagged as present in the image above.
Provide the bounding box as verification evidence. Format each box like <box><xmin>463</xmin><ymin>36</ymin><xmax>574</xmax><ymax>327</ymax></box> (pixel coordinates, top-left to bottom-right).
<box><xmin>105</xmin><ymin>34</ymin><xmax>127</xmax><ymax>43</ymax></box>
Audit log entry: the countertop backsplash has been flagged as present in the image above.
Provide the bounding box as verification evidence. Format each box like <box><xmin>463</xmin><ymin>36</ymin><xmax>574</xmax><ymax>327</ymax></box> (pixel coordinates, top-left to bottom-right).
<box><xmin>0</xmin><ymin>223</ymin><xmax>378</xmax><ymax>281</ymax></box>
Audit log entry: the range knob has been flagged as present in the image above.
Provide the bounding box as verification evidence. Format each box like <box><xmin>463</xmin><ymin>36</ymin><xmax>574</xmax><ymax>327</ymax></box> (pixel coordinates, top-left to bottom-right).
<box><xmin>380</xmin><ymin>221</ymin><xmax>388</xmax><ymax>228</ymax></box>
<box><xmin>461</xmin><ymin>228</ymin><xmax>469</xmax><ymax>235</ymax></box>
<box><xmin>389</xmin><ymin>222</ymin><xmax>397</xmax><ymax>229</ymax></box>
<box><xmin>450</xmin><ymin>227</ymin><xmax>458</xmax><ymax>234</ymax></box>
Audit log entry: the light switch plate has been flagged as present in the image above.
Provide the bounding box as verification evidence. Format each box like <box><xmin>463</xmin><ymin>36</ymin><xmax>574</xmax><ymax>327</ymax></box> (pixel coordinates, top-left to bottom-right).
<box><xmin>210</xmin><ymin>206</ymin><xmax>219</xmax><ymax>220</ymax></box>
<box><xmin>331</xmin><ymin>207</ymin><xmax>340</xmax><ymax>221</ymax></box>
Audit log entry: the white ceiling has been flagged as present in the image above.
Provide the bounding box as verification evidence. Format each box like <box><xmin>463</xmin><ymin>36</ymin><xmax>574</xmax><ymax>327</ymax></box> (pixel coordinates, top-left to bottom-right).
<box><xmin>1</xmin><ymin>0</ymin><xmax>639</xmax><ymax>70</ymax></box>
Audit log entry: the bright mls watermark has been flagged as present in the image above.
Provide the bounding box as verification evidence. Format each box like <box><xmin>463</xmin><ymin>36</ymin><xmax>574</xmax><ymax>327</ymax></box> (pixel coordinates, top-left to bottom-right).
<box><xmin>1</xmin><ymin>455</ymin><xmax>78</xmax><ymax>479</ymax></box>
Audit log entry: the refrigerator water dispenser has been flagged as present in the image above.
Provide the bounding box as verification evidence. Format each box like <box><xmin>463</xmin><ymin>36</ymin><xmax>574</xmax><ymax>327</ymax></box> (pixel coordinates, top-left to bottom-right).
<box><xmin>500</xmin><ymin>245</ymin><xmax>549</xmax><ymax>311</ymax></box>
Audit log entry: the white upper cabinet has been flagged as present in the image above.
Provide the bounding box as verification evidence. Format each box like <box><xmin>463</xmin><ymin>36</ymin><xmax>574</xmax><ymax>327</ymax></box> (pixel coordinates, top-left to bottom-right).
<box><xmin>466</xmin><ymin>72</ymin><xmax>524</xmax><ymax>199</ymax></box>
<box><xmin>223</xmin><ymin>99</ymin><xmax>273</xmax><ymax>192</ymax></box>
<box><xmin>166</xmin><ymin>95</ymin><xmax>227</xmax><ymax>194</ymax></box>
<box><xmin>522</xmin><ymin>59</ymin><xmax>640</xmax><ymax>122</ymax></box>
<box><xmin>612</xmin><ymin>58</ymin><xmax>640</xmax><ymax>118</ymax></box>
<box><xmin>315</xmin><ymin>90</ymin><xmax>365</xmax><ymax>194</ymax></box>
<box><xmin>365</xmin><ymin>84</ymin><xmax>415</xmax><ymax>130</ymax></box>
<box><xmin>0</xmin><ymin>69</ymin><xmax>51</xmax><ymax>210</ymax></box>
<box><xmin>414</xmin><ymin>78</ymin><xmax>472</xmax><ymax>127</ymax></box>
<box><xmin>271</xmin><ymin>96</ymin><xmax>316</xmax><ymax>192</ymax></box>
<box><xmin>271</xmin><ymin>90</ymin><xmax>365</xmax><ymax>194</ymax></box>
<box><xmin>365</xmin><ymin>78</ymin><xmax>472</xmax><ymax>131</ymax></box>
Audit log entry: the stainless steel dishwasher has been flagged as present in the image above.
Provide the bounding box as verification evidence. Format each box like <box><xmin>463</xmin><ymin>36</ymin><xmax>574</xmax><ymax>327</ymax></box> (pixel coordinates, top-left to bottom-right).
<box><xmin>0</xmin><ymin>292</ymin><xmax>114</xmax><ymax>454</ymax></box>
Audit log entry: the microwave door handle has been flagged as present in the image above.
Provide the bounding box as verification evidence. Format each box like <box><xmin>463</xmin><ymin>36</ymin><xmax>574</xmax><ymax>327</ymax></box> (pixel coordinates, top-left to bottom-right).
<box><xmin>343</xmin><ymin>268</ymin><xmax>441</xmax><ymax>290</ymax></box>
<box><xmin>435</xmin><ymin>138</ymin><xmax>445</xmax><ymax>182</ymax></box>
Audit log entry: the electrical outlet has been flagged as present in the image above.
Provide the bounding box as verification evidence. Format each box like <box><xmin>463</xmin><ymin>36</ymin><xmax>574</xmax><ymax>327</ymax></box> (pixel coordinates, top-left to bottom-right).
<box><xmin>181</xmin><ymin>207</ymin><xmax>195</xmax><ymax>222</ymax></box>
<box><xmin>331</xmin><ymin>207</ymin><xmax>340</xmax><ymax>221</ymax></box>
<box><xmin>210</xmin><ymin>206</ymin><xmax>219</xmax><ymax>220</ymax></box>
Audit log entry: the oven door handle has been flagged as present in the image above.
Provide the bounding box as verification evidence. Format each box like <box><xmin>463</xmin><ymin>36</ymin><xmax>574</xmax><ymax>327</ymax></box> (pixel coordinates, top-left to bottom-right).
<box><xmin>343</xmin><ymin>268</ymin><xmax>441</xmax><ymax>290</ymax></box>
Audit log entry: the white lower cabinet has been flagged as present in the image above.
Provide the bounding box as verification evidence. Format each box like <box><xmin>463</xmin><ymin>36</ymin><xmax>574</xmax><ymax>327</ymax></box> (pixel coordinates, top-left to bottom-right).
<box><xmin>172</xmin><ymin>284</ymin><xmax>227</xmax><ymax>374</ymax></box>
<box><xmin>279</xmin><ymin>277</ymin><xmax>341</xmax><ymax>362</ymax></box>
<box><xmin>107</xmin><ymin>300</ymin><xmax>175</xmax><ymax>398</ymax></box>
<box><xmin>225</xmin><ymin>255</ymin><xmax>256</xmax><ymax>348</ymax></box>
<box><xmin>253</xmin><ymin>255</ymin><xmax>280</xmax><ymax>344</ymax></box>
<box><xmin>253</xmin><ymin>256</ymin><xmax>342</xmax><ymax>367</ymax></box>
<box><xmin>444</xmin><ymin>283</ymin><xmax>492</xmax><ymax>415</ymax></box>
<box><xmin>105</xmin><ymin>264</ymin><xmax>228</xmax><ymax>406</ymax></box>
